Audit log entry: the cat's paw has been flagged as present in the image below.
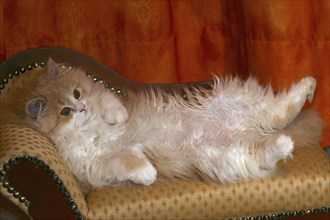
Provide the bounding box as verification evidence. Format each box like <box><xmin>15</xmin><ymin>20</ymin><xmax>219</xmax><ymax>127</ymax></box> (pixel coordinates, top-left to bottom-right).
<box><xmin>129</xmin><ymin>162</ymin><xmax>157</xmax><ymax>186</ymax></box>
<box><xmin>275</xmin><ymin>134</ymin><xmax>294</xmax><ymax>160</ymax></box>
<box><xmin>98</xmin><ymin>93</ymin><xmax>129</xmax><ymax>125</ymax></box>
<box><xmin>104</xmin><ymin>109</ymin><xmax>129</xmax><ymax>125</ymax></box>
<box><xmin>299</xmin><ymin>76</ymin><xmax>317</xmax><ymax>103</ymax></box>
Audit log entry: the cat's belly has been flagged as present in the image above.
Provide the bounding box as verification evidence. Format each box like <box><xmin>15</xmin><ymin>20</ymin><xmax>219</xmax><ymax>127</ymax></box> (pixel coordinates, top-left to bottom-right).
<box><xmin>129</xmin><ymin>112</ymin><xmax>244</xmax><ymax>150</ymax></box>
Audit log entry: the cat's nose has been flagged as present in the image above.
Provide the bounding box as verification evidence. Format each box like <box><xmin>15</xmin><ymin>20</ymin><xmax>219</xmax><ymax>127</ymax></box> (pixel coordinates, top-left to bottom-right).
<box><xmin>77</xmin><ymin>103</ymin><xmax>86</xmax><ymax>112</ymax></box>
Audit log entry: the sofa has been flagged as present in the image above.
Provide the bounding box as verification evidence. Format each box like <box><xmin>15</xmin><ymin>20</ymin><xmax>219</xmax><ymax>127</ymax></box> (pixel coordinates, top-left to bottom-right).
<box><xmin>0</xmin><ymin>48</ymin><xmax>329</xmax><ymax>220</ymax></box>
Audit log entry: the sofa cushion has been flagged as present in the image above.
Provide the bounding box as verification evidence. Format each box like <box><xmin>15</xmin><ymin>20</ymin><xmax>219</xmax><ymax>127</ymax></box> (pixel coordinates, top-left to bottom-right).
<box><xmin>87</xmin><ymin>146</ymin><xmax>330</xmax><ymax>219</ymax></box>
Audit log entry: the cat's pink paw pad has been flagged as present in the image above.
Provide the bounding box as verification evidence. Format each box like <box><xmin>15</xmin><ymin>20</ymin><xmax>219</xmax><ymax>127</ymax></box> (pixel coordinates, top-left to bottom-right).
<box><xmin>299</xmin><ymin>77</ymin><xmax>317</xmax><ymax>103</ymax></box>
<box><xmin>275</xmin><ymin>135</ymin><xmax>294</xmax><ymax>159</ymax></box>
<box><xmin>129</xmin><ymin>163</ymin><xmax>157</xmax><ymax>186</ymax></box>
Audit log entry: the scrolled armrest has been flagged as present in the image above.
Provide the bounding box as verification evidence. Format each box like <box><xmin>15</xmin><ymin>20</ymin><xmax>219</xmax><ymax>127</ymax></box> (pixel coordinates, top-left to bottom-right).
<box><xmin>0</xmin><ymin>123</ymin><xmax>88</xmax><ymax>219</ymax></box>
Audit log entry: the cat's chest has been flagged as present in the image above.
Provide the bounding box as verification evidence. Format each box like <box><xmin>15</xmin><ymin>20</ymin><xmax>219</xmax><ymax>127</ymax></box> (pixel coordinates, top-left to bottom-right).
<box><xmin>56</xmin><ymin>121</ymin><xmax>118</xmax><ymax>156</ymax></box>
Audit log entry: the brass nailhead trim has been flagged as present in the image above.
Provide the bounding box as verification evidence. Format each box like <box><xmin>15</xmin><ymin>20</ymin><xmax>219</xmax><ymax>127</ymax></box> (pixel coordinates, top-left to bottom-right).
<box><xmin>0</xmin><ymin>61</ymin><xmax>127</xmax><ymax>98</ymax></box>
<box><xmin>0</xmin><ymin>156</ymin><xmax>85</xmax><ymax>220</ymax></box>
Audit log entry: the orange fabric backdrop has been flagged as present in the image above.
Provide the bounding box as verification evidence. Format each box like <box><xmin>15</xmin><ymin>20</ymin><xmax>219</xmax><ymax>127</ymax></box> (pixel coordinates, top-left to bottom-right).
<box><xmin>0</xmin><ymin>0</ymin><xmax>329</xmax><ymax>146</ymax></box>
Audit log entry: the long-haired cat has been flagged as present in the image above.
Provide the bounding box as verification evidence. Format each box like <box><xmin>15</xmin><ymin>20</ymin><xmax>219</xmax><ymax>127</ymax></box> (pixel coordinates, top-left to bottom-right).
<box><xmin>4</xmin><ymin>59</ymin><xmax>323</xmax><ymax>193</ymax></box>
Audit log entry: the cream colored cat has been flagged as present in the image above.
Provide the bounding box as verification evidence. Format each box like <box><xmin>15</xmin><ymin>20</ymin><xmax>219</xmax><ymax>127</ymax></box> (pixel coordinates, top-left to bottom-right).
<box><xmin>2</xmin><ymin>59</ymin><xmax>323</xmax><ymax>193</ymax></box>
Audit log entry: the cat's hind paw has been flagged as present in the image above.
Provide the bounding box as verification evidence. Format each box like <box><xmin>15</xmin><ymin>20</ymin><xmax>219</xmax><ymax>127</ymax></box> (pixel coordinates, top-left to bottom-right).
<box><xmin>299</xmin><ymin>76</ymin><xmax>317</xmax><ymax>103</ymax></box>
<box><xmin>275</xmin><ymin>134</ymin><xmax>294</xmax><ymax>160</ymax></box>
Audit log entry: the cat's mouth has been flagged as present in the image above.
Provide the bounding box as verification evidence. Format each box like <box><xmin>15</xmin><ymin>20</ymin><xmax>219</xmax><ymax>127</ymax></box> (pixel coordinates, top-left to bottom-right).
<box><xmin>74</xmin><ymin>110</ymin><xmax>91</xmax><ymax>126</ymax></box>
<box><xmin>76</xmin><ymin>102</ymin><xmax>86</xmax><ymax>113</ymax></box>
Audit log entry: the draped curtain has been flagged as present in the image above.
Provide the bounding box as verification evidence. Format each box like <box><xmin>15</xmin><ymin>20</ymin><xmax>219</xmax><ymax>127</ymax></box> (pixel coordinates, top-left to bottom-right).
<box><xmin>0</xmin><ymin>0</ymin><xmax>329</xmax><ymax>146</ymax></box>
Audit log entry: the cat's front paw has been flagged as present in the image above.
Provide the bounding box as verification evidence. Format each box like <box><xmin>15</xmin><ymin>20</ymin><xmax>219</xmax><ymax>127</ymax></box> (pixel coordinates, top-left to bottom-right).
<box><xmin>104</xmin><ymin>109</ymin><xmax>129</xmax><ymax>125</ymax></box>
<box><xmin>129</xmin><ymin>162</ymin><xmax>157</xmax><ymax>186</ymax></box>
<box><xmin>98</xmin><ymin>93</ymin><xmax>129</xmax><ymax>125</ymax></box>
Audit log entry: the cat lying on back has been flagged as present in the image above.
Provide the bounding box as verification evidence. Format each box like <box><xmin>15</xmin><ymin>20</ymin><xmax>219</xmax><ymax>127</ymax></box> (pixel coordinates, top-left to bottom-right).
<box><xmin>7</xmin><ymin>59</ymin><xmax>324</xmax><ymax>193</ymax></box>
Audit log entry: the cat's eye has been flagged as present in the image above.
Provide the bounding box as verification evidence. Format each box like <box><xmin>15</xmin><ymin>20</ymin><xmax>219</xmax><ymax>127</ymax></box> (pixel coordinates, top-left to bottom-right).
<box><xmin>73</xmin><ymin>89</ymin><xmax>81</xmax><ymax>99</ymax></box>
<box><xmin>60</xmin><ymin>107</ymin><xmax>71</xmax><ymax>116</ymax></box>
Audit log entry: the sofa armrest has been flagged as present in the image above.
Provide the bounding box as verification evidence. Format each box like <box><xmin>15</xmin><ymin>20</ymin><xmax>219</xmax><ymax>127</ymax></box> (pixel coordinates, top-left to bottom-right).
<box><xmin>0</xmin><ymin>123</ymin><xmax>88</xmax><ymax>219</ymax></box>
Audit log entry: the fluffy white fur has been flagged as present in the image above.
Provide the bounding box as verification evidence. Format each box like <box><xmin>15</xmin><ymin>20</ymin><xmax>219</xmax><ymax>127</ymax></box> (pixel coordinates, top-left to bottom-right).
<box><xmin>19</xmin><ymin>59</ymin><xmax>323</xmax><ymax>193</ymax></box>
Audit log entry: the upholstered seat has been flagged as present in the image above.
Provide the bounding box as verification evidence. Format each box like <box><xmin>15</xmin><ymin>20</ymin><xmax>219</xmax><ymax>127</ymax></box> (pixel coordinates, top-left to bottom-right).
<box><xmin>0</xmin><ymin>48</ymin><xmax>329</xmax><ymax>220</ymax></box>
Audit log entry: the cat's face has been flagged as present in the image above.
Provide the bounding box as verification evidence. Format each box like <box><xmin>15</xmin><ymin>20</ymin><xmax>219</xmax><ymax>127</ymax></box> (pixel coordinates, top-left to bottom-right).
<box><xmin>25</xmin><ymin>59</ymin><xmax>128</xmax><ymax>136</ymax></box>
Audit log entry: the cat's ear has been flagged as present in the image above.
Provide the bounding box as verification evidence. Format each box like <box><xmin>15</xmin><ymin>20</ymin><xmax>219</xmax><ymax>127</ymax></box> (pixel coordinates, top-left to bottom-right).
<box><xmin>45</xmin><ymin>58</ymin><xmax>61</xmax><ymax>79</ymax></box>
<box><xmin>26</xmin><ymin>96</ymin><xmax>46</xmax><ymax>119</ymax></box>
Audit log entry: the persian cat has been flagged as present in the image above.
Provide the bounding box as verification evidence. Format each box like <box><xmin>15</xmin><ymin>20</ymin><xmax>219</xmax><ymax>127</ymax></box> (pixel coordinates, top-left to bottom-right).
<box><xmin>3</xmin><ymin>59</ymin><xmax>323</xmax><ymax>193</ymax></box>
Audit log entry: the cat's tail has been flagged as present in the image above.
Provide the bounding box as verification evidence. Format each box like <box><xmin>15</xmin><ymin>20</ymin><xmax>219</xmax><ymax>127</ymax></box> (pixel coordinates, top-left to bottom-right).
<box><xmin>283</xmin><ymin>109</ymin><xmax>324</xmax><ymax>150</ymax></box>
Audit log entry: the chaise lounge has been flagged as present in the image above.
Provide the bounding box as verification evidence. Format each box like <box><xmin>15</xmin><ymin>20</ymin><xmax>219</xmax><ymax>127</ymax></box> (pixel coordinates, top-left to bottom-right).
<box><xmin>0</xmin><ymin>48</ymin><xmax>329</xmax><ymax>220</ymax></box>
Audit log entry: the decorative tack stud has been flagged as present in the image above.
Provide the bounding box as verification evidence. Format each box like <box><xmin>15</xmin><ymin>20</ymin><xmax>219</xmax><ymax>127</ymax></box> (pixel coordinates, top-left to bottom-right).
<box><xmin>20</xmin><ymin>67</ymin><xmax>26</xmax><ymax>73</ymax></box>
<box><xmin>26</xmin><ymin>65</ymin><xmax>33</xmax><ymax>70</ymax></box>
